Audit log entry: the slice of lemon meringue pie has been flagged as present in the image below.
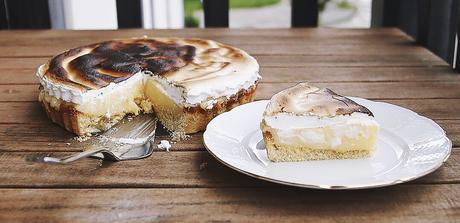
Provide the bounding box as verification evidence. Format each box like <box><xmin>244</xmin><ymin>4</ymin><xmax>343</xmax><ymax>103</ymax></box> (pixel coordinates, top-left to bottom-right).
<box><xmin>37</xmin><ymin>38</ymin><xmax>260</xmax><ymax>135</ymax></box>
<box><xmin>261</xmin><ymin>83</ymin><xmax>379</xmax><ymax>162</ymax></box>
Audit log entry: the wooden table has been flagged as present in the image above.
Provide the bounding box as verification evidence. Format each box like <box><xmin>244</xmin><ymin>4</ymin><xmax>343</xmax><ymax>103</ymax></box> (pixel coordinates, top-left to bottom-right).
<box><xmin>0</xmin><ymin>28</ymin><xmax>459</xmax><ymax>222</ymax></box>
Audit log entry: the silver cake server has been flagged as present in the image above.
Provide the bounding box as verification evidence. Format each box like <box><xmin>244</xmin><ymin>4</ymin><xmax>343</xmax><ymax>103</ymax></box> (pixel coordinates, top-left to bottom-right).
<box><xmin>41</xmin><ymin>114</ymin><xmax>158</xmax><ymax>164</ymax></box>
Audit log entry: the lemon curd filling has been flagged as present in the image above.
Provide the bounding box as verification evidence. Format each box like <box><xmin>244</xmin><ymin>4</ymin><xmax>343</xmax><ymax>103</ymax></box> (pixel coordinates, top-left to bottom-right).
<box><xmin>39</xmin><ymin>71</ymin><xmax>259</xmax><ymax>135</ymax></box>
<box><xmin>144</xmin><ymin>78</ymin><xmax>186</xmax><ymax>132</ymax></box>
<box><xmin>76</xmin><ymin>79</ymin><xmax>147</xmax><ymax>117</ymax></box>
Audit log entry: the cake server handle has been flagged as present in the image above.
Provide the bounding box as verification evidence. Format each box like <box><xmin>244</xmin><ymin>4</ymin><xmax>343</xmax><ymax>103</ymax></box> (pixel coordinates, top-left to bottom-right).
<box><xmin>41</xmin><ymin>146</ymin><xmax>111</xmax><ymax>164</ymax></box>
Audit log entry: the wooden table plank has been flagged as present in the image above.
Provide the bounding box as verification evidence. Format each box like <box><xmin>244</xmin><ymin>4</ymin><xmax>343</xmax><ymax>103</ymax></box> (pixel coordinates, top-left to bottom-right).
<box><xmin>0</xmin><ymin>119</ymin><xmax>457</xmax><ymax>152</ymax></box>
<box><xmin>0</xmin><ymin>55</ymin><xmax>447</xmax><ymax>75</ymax></box>
<box><xmin>4</xmin><ymin>99</ymin><xmax>460</xmax><ymax>124</ymax></box>
<box><xmin>0</xmin><ymin>35</ymin><xmax>413</xmax><ymax>47</ymax></box>
<box><xmin>257</xmin><ymin>82</ymin><xmax>460</xmax><ymax>100</ymax></box>
<box><xmin>0</xmin><ymin>28</ymin><xmax>458</xmax><ymax>222</ymax></box>
<box><xmin>0</xmin><ymin>29</ymin><xmax>417</xmax><ymax>55</ymax></box>
<box><xmin>2</xmin><ymin>67</ymin><xmax>460</xmax><ymax>85</ymax></box>
<box><xmin>0</xmin><ymin>28</ymin><xmax>411</xmax><ymax>39</ymax></box>
<box><xmin>0</xmin><ymin>44</ymin><xmax>437</xmax><ymax>57</ymax></box>
<box><xmin>0</xmin><ymin>149</ymin><xmax>458</xmax><ymax>188</ymax></box>
<box><xmin>0</xmin><ymin>27</ymin><xmax>410</xmax><ymax>37</ymax></box>
<box><xmin>255</xmin><ymin>54</ymin><xmax>447</xmax><ymax>67</ymax></box>
<box><xmin>0</xmin><ymin>129</ymin><xmax>205</xmax><ymax>152</ymax></box>
<box><xmin>2</xmin><ymin>82</ymin><xmax>460</xmax><ymax>103</ymax></box>
<box><xmin>0</xmin><ymin>28</ymin><xmax>428</xmax><ymax>55</ymax></box>
<box><xmin>259</xmin><ymin>67</ymin><xmax>460</xmax><ymax>82</ymax></box>
<box><xmin>1</xmin><ymin>98</ymin><xmax>458</xmax><ymax>153</ymax></box>
<box><xmin>0</xmin><ymin>185</ymin><xmax>459</xmax><ymax>222</ymax></box>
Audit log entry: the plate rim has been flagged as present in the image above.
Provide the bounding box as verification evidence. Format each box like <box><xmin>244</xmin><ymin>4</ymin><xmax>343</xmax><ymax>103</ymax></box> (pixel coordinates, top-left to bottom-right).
<box><xmin>203</xmin><ymin>99</ymin><xmax>452</xmax><ymax>190</ymax></box>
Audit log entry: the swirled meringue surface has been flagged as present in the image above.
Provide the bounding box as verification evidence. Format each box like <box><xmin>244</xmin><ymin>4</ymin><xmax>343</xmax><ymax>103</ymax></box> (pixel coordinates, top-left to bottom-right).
<box><xmin>264</xmin><ymin>83</ymin><xmax>373</xmax><ymax>117</ymax></box>
<box><xmin>37</xmin><ymin>37</ymin><xmax>260</xmax><ymax>105</ymax></box>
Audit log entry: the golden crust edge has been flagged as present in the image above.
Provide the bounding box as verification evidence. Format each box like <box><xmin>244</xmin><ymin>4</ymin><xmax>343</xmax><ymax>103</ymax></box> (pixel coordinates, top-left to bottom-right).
<box><xmin>38</xmin><ymin>83</ymin><xmax>258</xmax><ymax>136</ymax></box>
<box><xmin>181</xmin><ymin>84</ymin><xmax>258</xmax><ymax>134</ymax></box>
<box><xmin>260</xmin><ymin>122</ymin><xmax>374</xmax><ymax>162</ymax></box>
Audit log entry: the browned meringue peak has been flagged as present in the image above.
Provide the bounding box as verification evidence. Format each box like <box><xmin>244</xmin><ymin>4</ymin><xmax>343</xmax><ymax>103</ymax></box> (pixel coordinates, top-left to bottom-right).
<box><xmin>44</xmin><ymin>38</ymin><xmax>197</xmax><ymax>91</ymax></box>
<box><xmin>264</xmin><ymin>82</ymin><xmax>373</xmax><ymax>117</ymax></box>
<box><xmin>44</xmin><ymin>37</ymin><xmax>250</xmax><ymax>91</ymax></box>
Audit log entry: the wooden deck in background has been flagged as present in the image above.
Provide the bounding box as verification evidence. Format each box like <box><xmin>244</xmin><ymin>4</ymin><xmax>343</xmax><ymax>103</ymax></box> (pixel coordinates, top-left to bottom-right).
<box><xmin>0</xmin><ymin>28</ymin><xmax>459</xmax><ymax>222</ymax></box>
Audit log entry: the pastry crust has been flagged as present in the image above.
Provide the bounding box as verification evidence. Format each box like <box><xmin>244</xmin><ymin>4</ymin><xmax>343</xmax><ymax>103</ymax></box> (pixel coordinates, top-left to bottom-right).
<box><xmin>261</xmin><ymin>121</ymin><xmax>374</xmax><ymax>162</ymax></box>
<box><xmin>39</xmin><ymin>84</ymin><xmax>258</xmax><ymax>135</ymax></box>
<box><xmin>37</xmin><ymin>37</ymin><xmax>260</xmax><ymax>136</ymax></box>
<box><xmin>180</xmin><ymin>84</ymin><xmax>257</xmax><ymax>133</ymax></box>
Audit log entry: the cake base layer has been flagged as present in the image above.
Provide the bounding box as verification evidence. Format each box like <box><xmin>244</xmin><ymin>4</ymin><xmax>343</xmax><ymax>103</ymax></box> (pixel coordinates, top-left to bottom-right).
<box><xmin>264</xmin><ymin>140</ymin><xmax>372</xmax><ymax>162</ymax></box>
<box><xmin>39</xmin><ymin>84</ymin><xmax>258</xmax><ymax>136</ymax></box>
<box><xmin>261</xmin><ymin>122</ymin><xmax>376</xmax><ymax>162</ymax></box>
<box><xmin>182</xmin><ymin>84</ymin><xmax>257</xmax><ymax>133</ymax></box>
<box><xmin>39</xmin><ymin>90</ymin><xmax>151</xmax><ymax>135</ymax></box>
<box><xmin>146</xmin><ymin>80</ymin><xmax>258</xmax><ymax>134</ymax></box>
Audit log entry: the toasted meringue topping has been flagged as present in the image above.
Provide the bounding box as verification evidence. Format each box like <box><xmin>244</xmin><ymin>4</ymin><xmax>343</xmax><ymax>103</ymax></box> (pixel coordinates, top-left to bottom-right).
<box><xmin>38</xmin><ymin>37</ymin><xmax>260</xmax><ymax>105</ymax></box>
<box><xmin>264</xmin><ymin>83</ymin><xmax>373</xmax><ymax>117</ymax></box>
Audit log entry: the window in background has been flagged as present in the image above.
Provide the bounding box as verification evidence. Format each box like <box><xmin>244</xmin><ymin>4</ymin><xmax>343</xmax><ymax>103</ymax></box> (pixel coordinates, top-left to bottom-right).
<box><xmin>229</xmin><ymin>0</ymin><xmax>287</xmax><ymax>28</ymax></box>
<box><xmin>142</xmin><ymin>0</ymin><xmax>184</xmax><ymax>29</ymax></box>
<box><xmin>183</xmin><ymin>0</ymin><xmax>371</xmax><ymax>28</ymax></box>
<box><xmin>49</xmin><ymin>0</ymin><xmax>118</xmax><ymax>29</ymax></box>
<box><xmin>320</xmin><ymin>0</ymin><xmax>371</xmax><ymax>28</ymax></box>
<box><xmin>185</xmin><ymin>0</ymin><xmax>286</xmax><ymax>28</ymax></box>
<box><xmin>48</xmin><ymin>0</ymin><xmax>184</xmax><ymax>29</ymax></box>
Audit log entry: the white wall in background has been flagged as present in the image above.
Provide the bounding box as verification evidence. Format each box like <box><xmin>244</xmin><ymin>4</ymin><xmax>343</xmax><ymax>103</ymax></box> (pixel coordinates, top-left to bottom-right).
<box><xmin>48</xmin><ymin>0</ymin><xmax>118</xmax><ymax>29</ymax></box>
<box><xmin>141</xmin><ymin>0</ymin><xmax>184</xmax><ymax>29</ymax></box>
<box><xmin>63</xmin><ymin>0</ymin><xmax>118</xmax><ymax>29</ymax></box>
<box><xmin>48</xmin><ymin>0</ymin><xmax>183</xmax><ymax>29</ymax></box>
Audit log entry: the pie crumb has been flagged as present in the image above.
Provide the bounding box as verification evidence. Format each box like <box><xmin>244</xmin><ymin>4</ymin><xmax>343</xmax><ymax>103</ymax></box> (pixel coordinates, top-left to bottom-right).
<box><xmin>171</xmin><ymin>131</ymin><xmax>189</xmax><ymax>141</ymax></box>
<box><xmin>157</xmin><ymin>140</ymin><xmax>171</xmax><ymax>152</ymax></box>
<box><xmin>73</xmin><ymin>135</ymin><xmax>91</xmax><ymax>142</ymax></box>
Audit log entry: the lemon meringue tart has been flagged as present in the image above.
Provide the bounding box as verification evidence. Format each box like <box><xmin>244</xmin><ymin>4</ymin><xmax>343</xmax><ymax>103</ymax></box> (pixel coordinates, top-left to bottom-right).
<box><xmin>37</xmin><ymin>38</ymin><xmax>260</xmax><ymax>135</ymax></box>
<box><xmin>260</xmin><ymin>83</ymin><xmax>379</xmax><ymax>162</ymax></box>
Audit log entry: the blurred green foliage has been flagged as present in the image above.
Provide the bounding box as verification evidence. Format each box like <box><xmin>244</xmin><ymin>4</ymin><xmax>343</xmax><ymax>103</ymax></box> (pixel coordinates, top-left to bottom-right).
<box><xmin>231</xmin><ymin>0</ymin><xmax>280</xmax><ymax>8</ymax></box>
<box><xmin>319</xmin><ymin>0</ymin><xmax>353</xmax><ymax>11</ymax></box>
<box><xmin>337</xmin><ymin>0</ymin><xmax>353</xmax><ymax>9</ymax></box>
<box><xmin>185</xmin><ymin>15</ymin><xmax>200</xmax><ymax>27</ymax></box>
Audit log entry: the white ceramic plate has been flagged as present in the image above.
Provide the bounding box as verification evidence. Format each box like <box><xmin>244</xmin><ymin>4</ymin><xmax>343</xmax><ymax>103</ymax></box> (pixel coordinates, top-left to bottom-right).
<box><xmin>203</xmin><ymin>98</ymin><xmax>452</xmax><ymax>189</ymax></box>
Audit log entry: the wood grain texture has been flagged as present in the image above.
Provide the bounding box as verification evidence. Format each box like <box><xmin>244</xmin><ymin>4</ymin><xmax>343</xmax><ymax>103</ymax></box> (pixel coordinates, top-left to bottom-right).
<box><xmin>0</xmin><ymin>119</ymin><xmax>457</xmax><ymax>153</ymax></box>
<box><xmin>0</xmin><ymin>29</ymin><xmax>430</xmax><ymax>57</ymax></box>
<box><xmin>256</xmin><ymin>82</ymin><xmax>460</xmax><ymax>100</ymax></box>
<box><xmin>0</xmin><ymin>27</ymin><xmax>409</xmax><ymax>37</ymax></box>
<box><xmin>0</xmin><ymin>55</ymin><xmax>447</xmax><ymax>73</ymax></box>
<box><xmin>0</xmin><ymin>28</ymin><xmax>458</xmax><ymax>222</ymax></box>
<box><xmin>0</xmin><ymin>33</ymin><xmax>414</xmax><ymax>47</ymax></box>
<box><xmin>0</xmin><ymin>149</ymin><xmax>458</xmax><ymax>188</ymax></box>
<box><xmin>258</xmin><ymin>67</ymin><xmax>460</xmax><ymax>82</ymax></box>
<box><xmin>0</xmin><ymin>28</ymin><xmax>413</xmax><ymax>47</ymax></box>
<box><xmin>254</xmin><ymin>54</ymin><xmax>447</xmax><ymax>67</ymax></box>
<box><xmin>0</xmin><ymin>98</ymin><xmax>458</xmax><ymax>153</ymax></box>
<box><xmin>3</xmin><ymin>99</ymin><xmax>460</xmax><ymax>124</ymax></box>
<box><xmin>0</xmin><ymin>118</ymin><xmax>457</xmax><ymax>152</ymax></box>
<box><xmin>3</xmin><ymin>67</ymin><xmax>460</xmax><ymax>85</ymax></box>
<box><xmin>0</xmin><ymin>124</ymin><xmax>205</xmax><ymax>152</ymax></box>
<box><xmin>0</xmin><ymin>43</ymin><xmax>439</xmax><ymax>57</ymax></box>
<box><xmin>2</xmin><ymin>82</ymin><xmax>460</xmax><ymax>103</ymax></box>
<box><xmin>0</xmin><ymin>185</ymin><xmax>459</xmax><ymax>222</ymax></box>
